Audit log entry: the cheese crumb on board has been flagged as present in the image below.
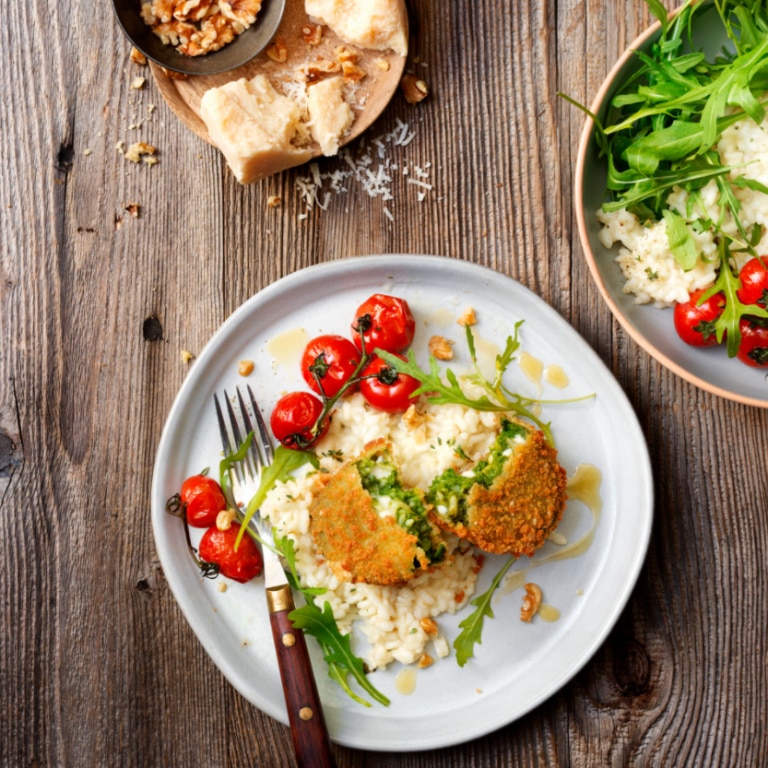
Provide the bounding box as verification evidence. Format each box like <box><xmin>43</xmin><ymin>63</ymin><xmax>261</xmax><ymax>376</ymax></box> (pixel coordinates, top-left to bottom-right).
<box><xmin>305</xmin><ymin>0</ymin><xmax>408</xmax><ymax>56</ymax></box>
<box><xmin>200</xmin><ymin>75</ymin><xmax>313</xmax><ymax>184</ymax></box>
<box><xmin>307</xmin><ymin>77</ymin><xmax>354</xmax><ymax>156</ymax></box>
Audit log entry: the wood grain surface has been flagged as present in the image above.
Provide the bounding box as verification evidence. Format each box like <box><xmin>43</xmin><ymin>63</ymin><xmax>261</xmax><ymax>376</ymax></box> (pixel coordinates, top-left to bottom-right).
<box><xmin>2</xmin><ymin>1</ymin><xmax>767</xmax><ymax>767</ymax></box>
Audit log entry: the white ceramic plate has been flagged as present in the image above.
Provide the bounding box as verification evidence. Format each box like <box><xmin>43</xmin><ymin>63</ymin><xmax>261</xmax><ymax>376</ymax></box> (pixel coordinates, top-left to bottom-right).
<box><xmin>151</xmin><ymin>255</ymin><xmax>653</xmax><ymax>751</ymax></box>
<box><xmin>575</xmin><ymin>1</ymin><xmax>768</xmax><ymax>408</ymax></box>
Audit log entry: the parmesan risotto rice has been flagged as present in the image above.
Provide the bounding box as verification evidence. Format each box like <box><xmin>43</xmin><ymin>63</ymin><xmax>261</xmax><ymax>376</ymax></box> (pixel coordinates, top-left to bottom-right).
<box><xmin>260</xmin><ymin>392</ymin><xmax>504</xmax><ymax>670</ymax></box>
<box><xmin>597</xmin><ymin>114</ymin><xmax>768</xmax><ymax>306</ymax></box>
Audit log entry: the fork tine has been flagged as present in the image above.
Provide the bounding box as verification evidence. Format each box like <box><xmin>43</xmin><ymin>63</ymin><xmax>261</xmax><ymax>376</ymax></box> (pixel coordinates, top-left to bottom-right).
<box><xmin>214</xmin><ymin>392</ymin><xmax>235</xmax><ymax>456</ymax></box>
<box><xmin>235</xmin><ymin>386</ymin><xmax>263</xmax><ymax>479</ymax></box>
<box><xmin>246</xmin><ymin>384</ymin><xmax>275</xmax><ymax>464</ymax></box>
<box><xmin>222</xmin><ymin>389</ymin><xmax>250</xmax><ymax>484</ymax></box>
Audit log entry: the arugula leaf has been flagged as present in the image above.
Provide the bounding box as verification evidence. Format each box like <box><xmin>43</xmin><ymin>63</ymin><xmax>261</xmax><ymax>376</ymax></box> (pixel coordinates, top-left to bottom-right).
<box><xmin>454</xmin><ymin>557</ymin><xmax>516</xmax><ymax>667</ymax></box>
<box><xmin>235</xmin><ymin>445</ymin><xmax>318</xmax><ymax>548</ymax></box>
<box><xmin>662</xmin><ymin>208</ymin><xmax>699</xmax><ymax>270</ymax></box>
<box><xmin>290</xmin><ymin>601</ymin><xmax>390</xmax><ymax>707</ymax></box>
<box><xmin>274</xmin><ymin>533</ymin><xmax>390</xmax><ymax>707</ymax></box>
<box><xmin>377</xmin><ymin>322</ymin><xmax>593</xmax><ymax>447</ymax></box>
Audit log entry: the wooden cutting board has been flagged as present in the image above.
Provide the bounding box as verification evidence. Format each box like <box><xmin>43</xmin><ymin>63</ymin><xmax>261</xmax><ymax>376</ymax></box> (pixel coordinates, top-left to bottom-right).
<box><xmin>150</xmin><ymin>0</ymin><xmax>408</xmax><ymax>151</ymax></box>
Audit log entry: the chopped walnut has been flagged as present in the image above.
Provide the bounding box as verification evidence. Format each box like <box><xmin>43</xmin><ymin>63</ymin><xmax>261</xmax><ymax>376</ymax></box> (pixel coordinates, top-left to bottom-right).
<box><xmin>428</xmin><ymin>335</ymin><xmax>454</xmax><ymax>360</ymax></box>
<box><xmin>124</xmin><ymin>142</ymin><xmax>157</xmax><ymax>163</ymax></box>
<box><xmin>341</xmin><ymin>60</ymin><xmax>366</xmax><ymax>83</ymax></box>
<box><xmin>419</xmin><ymin>617</ymin><xmax>438</xmax><ymax>637</ymax></box>
<box><xmin>142</xmin><ymin>0</ymin><xmax>260</xmax><ymax>57</ymax></box>
<box><xmin>130</xmin><ymin>47</ymin><xmax>148</xmax><ymax>65</ymax></box>
<box><xmin>174</xmin><ymin>0</ymin><xmax>214</xmax><ymax>23</ymax></box>
<box><xmin>335</xmin><ymin>46</ymin><xmax>358</xmax><ymax>63</ymax></box>
<box><xmin>179</xmin><ymin>14</ymin><xmax>237</xmax><ymax>56</ymax></box>
<box><xmin>457</xmin><ymin>307</ymin><xmax>477</xmax><ymax>326</ymax></box>
<box><xmin>266</xmin><ymin>36</ymin><xmax>288</xmax><ymax>63</ymax></box>
<box><xmin>238</xmin><ymin>359</ymin><xmax>254</xmax><ymax>376</ymax></box>
<box><xmin>216</xmin><ymin>508</ymin><xmax>237</xmax><ymax>531</ymax></box>
<box><xmin>520</xmin><ymin>583</ymin><xmax>543</xmax><ymax>622</ymax></box>
<box><xmin>298</xmin><ymin>58</ymin><xmax>342</xmax><ymax>83</ymax></box>
<box><xmin>417</xmin><ymin>653</ymin><xmax>434</xmax><ymax>669</ymax></box>
<box><xmin>131</xmin><ymin>76</ymin><xmax>146</xmax><ymax>90</ymax></box>
<box><xmin>219</xmin><ymin>0</ymin><xmax>262</xmax><ymax>26</ymax></box>
<box><xmin>267</xmin><ymin>195</ymin><xmax>282</xmax><ymax>208</ymax></box>
<box><xmin>302</xmin><ymin>23</ymin><xmax>323</xmax><ymax>46</ymax></box>
<box><xmin>401</xmin><ymin>74</ymin><xmax>429</xmax><ymax>104</ymax></box>
<box><xmin>402</xmin><ymin>404</ymin><xmax>427</xmax><ymax>430</ymax></box>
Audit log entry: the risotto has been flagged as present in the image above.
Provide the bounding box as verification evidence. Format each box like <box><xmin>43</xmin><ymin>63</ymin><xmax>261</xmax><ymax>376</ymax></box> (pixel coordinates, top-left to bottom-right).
<box><xmin>260</xmin><ymin>392</ymin><xmax>504</xmax><ymax>670</ymax></box>
<box><xmin>597</xmin><ymin>114</ymin><xmax>768</xmax><ymax>306</ymax></box>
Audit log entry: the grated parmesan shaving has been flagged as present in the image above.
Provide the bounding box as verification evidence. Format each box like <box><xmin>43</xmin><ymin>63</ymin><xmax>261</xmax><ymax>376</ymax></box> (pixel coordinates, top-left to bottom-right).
<box><xmin>294</xmin><ymin>118</ymin><xmax>435</xmax><ymax>222</ymax></box>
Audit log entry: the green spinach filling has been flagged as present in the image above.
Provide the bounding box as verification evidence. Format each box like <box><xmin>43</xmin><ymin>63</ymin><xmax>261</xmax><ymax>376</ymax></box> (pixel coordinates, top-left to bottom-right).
<box><xmin>426</xmin><ymin>418</ymin><xmax>529</xmax><ymax>525</ymax></box>
<box><xmin>355</xmin><ymin>454</ymin><xmax>446</xmax><ymax>564</ymax></box>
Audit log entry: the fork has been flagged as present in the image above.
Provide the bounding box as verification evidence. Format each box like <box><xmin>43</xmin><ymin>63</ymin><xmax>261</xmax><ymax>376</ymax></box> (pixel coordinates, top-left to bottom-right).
<box><xmin>215</xmin><ymin>385</ymin><xmax>336</xmax><ymax>768</ymax></box>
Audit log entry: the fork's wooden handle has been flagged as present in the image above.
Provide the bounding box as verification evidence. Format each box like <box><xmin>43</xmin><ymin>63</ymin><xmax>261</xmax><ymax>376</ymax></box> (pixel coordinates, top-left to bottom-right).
<box><xmin>267</xmin><ymin>585</ymin><xmax>337</xmax><ymax>768</ymax></box>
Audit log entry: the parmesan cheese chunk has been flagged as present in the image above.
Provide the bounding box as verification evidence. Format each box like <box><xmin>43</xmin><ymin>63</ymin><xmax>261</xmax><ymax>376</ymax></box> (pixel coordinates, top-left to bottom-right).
<box><xmin>305</xmin><ymin>0</ymin><xmax>408</xmax><ymax>56</ymax></box>
<box><xmin>307</xmin><ymin>77</ymin><xmax>354</xmax><ymax>156</ymax></box>
<box><xmin>200</xmin><ymin>75</ymin><xmax>312</xmax><ymax>184</ymax></box>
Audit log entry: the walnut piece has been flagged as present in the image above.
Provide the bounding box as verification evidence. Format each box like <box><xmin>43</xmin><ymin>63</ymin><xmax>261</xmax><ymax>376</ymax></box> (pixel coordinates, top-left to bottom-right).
<box><xmin>457</xmin><ymin>306</ymin><xmax>477</xmax><ymax>326</ymax></box>
<box><xmin>417</xmin><ymin>653</ymin><xmax>434</xmax><ymax>669</ymax></box>
<box><xmin>124</xmin><ymin>142</ymin><xmax>157</xmax><ymax>163</ymax></box>
<box><xmin>267</xmin><ymin>195</ymin><xmax>282</xmax><ymax>208</ymax></box>
<box><xmin>130</xmin><ymin>47</ymin><xmax>148</xmax><ymax>65</ymax></box>
<box><xmin>419</xmin><ymin>617</ymin><xmax>438</xmax><ymax>637</ymax></box>
<box><xmin>341</xmin><ymin>60</ymin><xmax>366</xmax><ymax>83</ymax></box>
<box><xmin>428</xmin><ymin>335</ymin><xmax>454</xmax><ymax>361</ymax></box>
<box><xmin>302</xmin><ymin>23</ymin><xmax>323</xmax><ymax>46</ymax></box>
<box><xmin>266</xmin><ymin>36</ymin><xmax>288</xmax><ymax>63</ymax></box>
<box><xmin>216</xmin><ymin>508</ymin><xmax>237</xmax><ymax>531</ymax></box>
<box><xmin>401</xmin><ymin>74</ymin><xmax>428</xmax><ymax>104</ymax></box>
<box><xmin>520</xmin><ymin>583</ymin><xmax>543</xmax><ymax>622</ymax></box>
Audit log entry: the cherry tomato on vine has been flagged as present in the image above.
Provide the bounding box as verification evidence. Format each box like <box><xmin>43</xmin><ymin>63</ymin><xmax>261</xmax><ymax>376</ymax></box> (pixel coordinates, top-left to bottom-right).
<box><xmin>270</xmin><ymin>391</ymin><xmax>329</xmax><ymax>449</ymax></box>
<box><xmin>673</xmin><ymin>289</ymin><xmax>725</xmax><ymax>347</ymax></box>
<box><xmin>359</xmin><ymin>354</ymin><xmax>420</xmax><ymax>413</ymax></box>
<box><xmin>351</xmin><ymin>294</ymin><xmax>416</xmax><ymax>354</ymax></box>
<box><xmin>301</xmin><ymin>334</ymin><xmax>361</xmax><ymax>397</ymax></box>
<box><xmin>737</xmin><ymin>317</ymin><xmax>768</xmax><ymax>367</ymax></box>
<box><xmin>737</xmin><ymin>256</ymin><xmax>768</xmax><ymax>308</ymax></box>
<box><xmin>180</xmin><ymin>474</ymin><xmax>227</xmax><ymax>528</ymax></box>
<box><xmin>198</xmin><ymin>523</ymin><xmax>263</xmax><ymax>583</ymax></box>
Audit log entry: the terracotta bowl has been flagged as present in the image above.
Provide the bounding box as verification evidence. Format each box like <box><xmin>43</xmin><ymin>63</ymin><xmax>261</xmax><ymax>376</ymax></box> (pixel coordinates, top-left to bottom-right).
<box><xmin>574</xmin><ymin>2</ymin><xmax>768</xmax><ymax>408</ymax></box>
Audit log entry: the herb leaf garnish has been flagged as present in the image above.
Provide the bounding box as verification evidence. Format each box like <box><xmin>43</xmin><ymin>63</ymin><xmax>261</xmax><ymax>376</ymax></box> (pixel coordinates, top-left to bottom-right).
<box><xmin>454</xmin><ymin>557</ymin><xmax>516</xmax><ymax>667</ymax></box>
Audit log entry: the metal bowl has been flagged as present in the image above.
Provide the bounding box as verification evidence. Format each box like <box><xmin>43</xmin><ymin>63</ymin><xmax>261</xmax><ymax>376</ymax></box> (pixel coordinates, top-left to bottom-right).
<box><xmin>112</xmin><ymin>0</ymin><xmax>286</xmax><ymax>75</ymax></box>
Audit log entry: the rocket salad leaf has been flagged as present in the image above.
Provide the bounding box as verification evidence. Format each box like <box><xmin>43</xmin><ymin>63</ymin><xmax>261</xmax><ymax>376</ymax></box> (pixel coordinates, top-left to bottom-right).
<box><xmin>378</xmin><ymin>322</ymin><xmax>593</xmax><ymax>447</ymax></box>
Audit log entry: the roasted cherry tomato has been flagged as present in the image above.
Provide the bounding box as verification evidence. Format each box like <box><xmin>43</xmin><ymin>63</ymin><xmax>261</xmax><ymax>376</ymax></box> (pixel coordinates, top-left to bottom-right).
<box><xmin>737</xmin><ymin>317</ymin><xmax>768</xmax><ymax>367</ymax></box>
<box><xmin>270</xmin><ymin>391</ymin><xmax>329</xmax><ymax>449</ymax></box>
<box><xmin>673</xmin><ymin>289</ymin><xmax>725</xmax><ymax>347</ymax></box>
<box><xmin>198</xmin><ymin>523</ymin><xmax>263</xmax><ymax>583</ymax></box>
<box><xmin>359</xmin><ymin>354</ymin><xmax>420</xmax><ymax>413</ymax></box>
<box><xmin>351</xmin><ymin>294</ymin><xmax>416</xmax><ymax>354</ymax></box>
<box><xmin>301</xmin><ymin>334</ymin><xmax>361</xmax><ymax>397</ymax></box>
<box><xmin>737</xmin><ymin>256</ymin><xmax>768</xmax><ymax>308</ymax></box>
<box><xmin>180</xmin><ymin>474</ymin><xmax>227</xmax><ymax>528</ymax></box>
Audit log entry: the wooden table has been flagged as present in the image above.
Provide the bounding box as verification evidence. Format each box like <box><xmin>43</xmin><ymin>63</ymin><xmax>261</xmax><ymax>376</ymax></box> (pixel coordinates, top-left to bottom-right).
<box><xmin>3</xmin><ymin>1</ymin><xmax>767</xmax><ymax>765</ymax></box>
